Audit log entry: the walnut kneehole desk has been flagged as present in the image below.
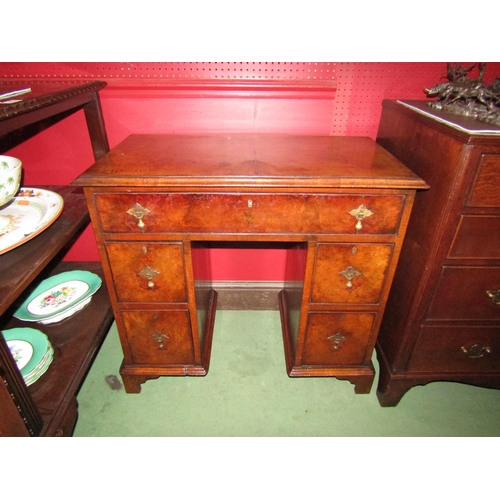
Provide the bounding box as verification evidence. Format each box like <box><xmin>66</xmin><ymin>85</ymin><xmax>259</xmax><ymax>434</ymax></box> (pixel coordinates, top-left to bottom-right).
<box><xmin>73</xmin><ymin>134</ymin><xmax>428</xmax><ymax>394</ymax></box>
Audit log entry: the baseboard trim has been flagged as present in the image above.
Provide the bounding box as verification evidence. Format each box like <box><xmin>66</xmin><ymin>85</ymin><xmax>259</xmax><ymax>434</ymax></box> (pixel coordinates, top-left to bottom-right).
<box><xmin>210</xmin><ymin>280</ymin><xmax>285</xmax><ymax>310</ymax></box>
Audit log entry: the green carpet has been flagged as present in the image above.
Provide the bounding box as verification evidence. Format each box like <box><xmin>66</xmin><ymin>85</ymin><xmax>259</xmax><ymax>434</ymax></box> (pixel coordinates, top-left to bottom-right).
<box><xmin>73</xmin><ymin>310</ymin><xmax>500</xmax><ymax>437</ymax></box>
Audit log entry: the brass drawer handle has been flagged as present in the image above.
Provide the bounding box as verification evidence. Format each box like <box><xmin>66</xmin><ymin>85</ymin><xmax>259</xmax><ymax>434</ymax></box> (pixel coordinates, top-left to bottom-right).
<box><xmin>152</xmin><ymin>331</ymin><xmax>169</xmax><ymax>349</ymax></box>
<box><xmin>486</xmin><ymin>289</ymin><xmax>500</xmax><ymax>305</ymax></box>
<box><xmin>328</xmin><ymin>332</ymin><xmax>347</xmax><ymax>351</ymax></box>
<box><xmin>349</xmin><ymin>204</ymin><xmax>373</xmax><ymax>232</ymax></box>
<box><xmin>461</xmin><ymin>344</ymin><xmax>491</xmax><ymax>358</ymax></box>
<box><xmin>127</xmin><ymin>202</ymin><xmax>151</xmax><ymax>230</ymax></box>
<box><xmin>138</xmin><ymin>266</ymin><xmax>160</xmax><ymax>289</ymax></box>
<box><xmin>339</xmin><ymin>266</ymin><xmax>362</xmax><ymax>288</ymax></box>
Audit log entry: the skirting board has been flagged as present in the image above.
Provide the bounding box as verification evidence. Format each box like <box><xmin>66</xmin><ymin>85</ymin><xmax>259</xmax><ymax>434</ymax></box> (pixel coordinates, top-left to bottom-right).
<box><xmin>211</xmin><ymin>281</ymin><xmax>285</xmax><ymax>310</ymax></box>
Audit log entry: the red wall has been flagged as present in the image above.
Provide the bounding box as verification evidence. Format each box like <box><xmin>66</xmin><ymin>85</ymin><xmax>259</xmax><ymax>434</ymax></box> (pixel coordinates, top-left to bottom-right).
<box><xmin>3</xmin><ymin>62</ymin><xmax>499</xmax><ymax>280</ymax></box>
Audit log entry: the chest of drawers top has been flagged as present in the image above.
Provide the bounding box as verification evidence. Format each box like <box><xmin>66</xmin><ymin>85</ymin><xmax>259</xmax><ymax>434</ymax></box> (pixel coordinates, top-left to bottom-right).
<box><xmin>72</xmin><ymin>134</ymin><xmax>428</xmax><ymax>191</ymax></box>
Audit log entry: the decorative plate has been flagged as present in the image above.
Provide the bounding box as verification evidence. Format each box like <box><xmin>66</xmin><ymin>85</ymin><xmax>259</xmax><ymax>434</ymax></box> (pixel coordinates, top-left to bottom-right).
<box><xmin>24</xmin><ymin>346</ymin><xmax>54</xmax><ymax>386</ymax></box>
<box><xmin>40</xmin><ymin>296</ymin><xmax>92</xmax><ymax>324</ymax></box>
<box><xmin>2</xmin><ymin>327</ymin><xmax>50</xmax><ymax>377</ymax></box>
<box><xmin>6</xmin><ymin>339</ymin><xmax>33</xmax><ymax>371</ymax></box>
<box><xmin>0</xmin><ymin>188</ymin><xmax>64</xmax><ymax>255</ymax></box>
<box><xmin>14</xmin><ymin>270</ymin><xmax>102</xmax><ymax>322</ymax></box>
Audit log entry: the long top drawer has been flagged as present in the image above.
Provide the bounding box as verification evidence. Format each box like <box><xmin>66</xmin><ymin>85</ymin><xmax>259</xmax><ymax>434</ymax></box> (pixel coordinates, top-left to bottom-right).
<box><xmin>93</xmin><ymin>192</ymin><xmax>406</xmax><ymax>235</ymax></box>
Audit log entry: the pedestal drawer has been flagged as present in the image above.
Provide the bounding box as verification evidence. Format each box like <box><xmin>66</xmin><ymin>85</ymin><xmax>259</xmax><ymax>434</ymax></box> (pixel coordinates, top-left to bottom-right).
<box><xmin>409</xmin><ymin>325</ymin><xmax>500</xmax><ymax>372</ymax></box>
<box><xmin>311</xmin><ymin>243</ymin><xmax>393</xmax><ymax>304</ymax></box>
<box><xmin>106</xmin><ymin>242</ymin><xmax>188</xmax><ymax>303</ymax></box>
<box><xmin>302</xmin><ymin>312</ymin><xmax>377</xmax><ymax>366</ymax></box>
<box><xmin>94</xmin><ymin>192</ymin><xmax>405</xmax><ymax>235</ymax></box>
<box><xmin>121</xmin><ymin>310</ymin><xmax>195</xmax><ymax>365</ymax></box>
<box><xmin>427</xmin><ymin>266</ymin><xmax>500</xmax><ymax>320</ymax></box>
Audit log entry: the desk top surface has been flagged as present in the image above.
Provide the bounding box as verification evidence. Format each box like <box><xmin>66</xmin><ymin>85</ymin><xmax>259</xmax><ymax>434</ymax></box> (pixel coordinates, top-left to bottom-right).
<box><xmin>73</xmin><ymin>134</ymin><xmax>428</xmax><ymax>190</ymax></box>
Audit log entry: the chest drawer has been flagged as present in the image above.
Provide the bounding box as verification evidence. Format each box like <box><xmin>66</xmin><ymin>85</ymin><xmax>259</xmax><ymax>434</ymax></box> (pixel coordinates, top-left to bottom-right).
<box><xmin>93</xmin><ymin>192</ymin><xmax>405</xmax><ymax>235</ymax></box>
<box><xmin>449</xmin><ymin>216</ymin><xmax>500</xmax><ymax>259</ymax></box>
<box><xmin>427</xmin><ymin>266</ymin><xmax>500</xmax><ymax>320</ymax></box>
<box><xmin>302</xmin><ymin>312</ymin><xmax>377</xmax><ymax>366</ymax></box>
<box><xmin>409</xmin><ymin>325</ymin><xmax>500</xmax><ymax>372</ymax></box>
<box><xmin>105</xmin><ymin>242</ymin><xmax>188</xmax><ymax>303</ymax></box>
<box><xmin>466</xmin><ymin>153</ymin><xmax>500</xmax><ymax>208</ymax></box>
<box><xmin>311</xmin><ymin>243</ymin><xmax>393</xmax><ymax>305</ymax></box>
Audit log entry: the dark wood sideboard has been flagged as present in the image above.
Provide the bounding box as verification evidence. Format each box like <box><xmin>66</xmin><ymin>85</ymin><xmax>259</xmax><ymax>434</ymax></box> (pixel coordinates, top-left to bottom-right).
<box><xmin>73</xmin><ymin>134</ymin><xmax>428</xmax><ymax>394</ymax></box>
<box><xmin>376</xmin><ymin>100</ymin><xmax>500</xmax><ymax>406</ymax></box>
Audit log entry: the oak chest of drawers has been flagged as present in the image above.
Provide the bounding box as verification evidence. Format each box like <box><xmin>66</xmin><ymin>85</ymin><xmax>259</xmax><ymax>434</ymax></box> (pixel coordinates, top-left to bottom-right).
<box><xmin>73</xmin><ymin>134</ymin><xmax>427</xmax><ymax>394</ymax></box>
<box><xmin>376</xmin><ymin>100</ymin><xmax>500</xmax><ymax>406</ymax></box>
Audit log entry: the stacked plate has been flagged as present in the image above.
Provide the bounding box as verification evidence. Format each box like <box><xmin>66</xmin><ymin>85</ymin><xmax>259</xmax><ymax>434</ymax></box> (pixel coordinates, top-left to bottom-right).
<box><xmin>14</xmin><ymin>270</ymin><xmax>102</xmax><ymax>324</ymax></box>
<box><xmin>2</xmin><ymin>328</ymin><xmax>54</xmax><ymax>386</ymax></box>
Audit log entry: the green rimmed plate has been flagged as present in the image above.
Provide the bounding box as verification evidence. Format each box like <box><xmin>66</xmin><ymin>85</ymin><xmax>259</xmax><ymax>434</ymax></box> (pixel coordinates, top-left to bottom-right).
<box><xmin>24</xmin><ymin>345</ymin><xmax>54</xmax><ymax>386</ymax></box>
<box><xmin>2</xmin><ymin>327</ymin><xmax>50</xmax><ymax>378</ymax></box>
<box><xmin>14</xmin><ymin>270</ymin><xmax>102</xmax><ymax>322</ymax></box>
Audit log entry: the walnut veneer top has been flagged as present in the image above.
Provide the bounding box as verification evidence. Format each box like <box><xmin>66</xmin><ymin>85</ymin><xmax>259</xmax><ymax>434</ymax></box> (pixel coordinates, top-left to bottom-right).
<box><xmin>73</xmin><ymin>134</ymin><xmax>428</xmax><ymax>190</ymax></box>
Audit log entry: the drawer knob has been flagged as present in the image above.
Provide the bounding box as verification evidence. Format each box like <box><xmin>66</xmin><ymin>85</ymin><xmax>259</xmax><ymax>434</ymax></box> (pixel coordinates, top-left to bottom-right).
<box><xmin>486</xmin><ymin>289</ymin><xmax>500</xmax><ymax>305</ymax></box>
<box><xmin>328</xmin><ymin>332</ymin><xmax>347</xmax><ymax>351</ymax></box>
<box><xmin>152</xmin><ymin>331</ymin><xmax>169</xmax><ymax>349</ymax></box>
<box><xmin>127</xmin><ymin>203</ymin><xmax>151</xmax><ymax>230</ymax></box>
<box><xmin>339</xmin><ymin>266</ymin><xmax>362</xmax><ymax>288</ymax></box>
<box><xmin>138</xmin><ymin>266</ymin><xmax>160</xmax><ymax>289</ymax></box>
<box><xmin>349</xmin><ymin>204</ymin><xmax>373</xmax><ymax>232</ymax></box>
<box><xmin>461</xmin><ymin>344</ymin><xmax>491</xmax><ymax>358</ymax></box>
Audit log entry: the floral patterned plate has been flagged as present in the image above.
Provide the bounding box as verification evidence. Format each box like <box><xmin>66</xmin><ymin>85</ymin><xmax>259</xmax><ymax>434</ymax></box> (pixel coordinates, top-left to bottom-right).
<box><xmin>2</xmin><ymin>327</ymin><xmax>50</xmax><ymax>378</ymax></box>
<box><xmin>14</xmin><ymin>270</ymin><xmax>102</xmax><ymax>322</ymax></box>
<box><xmin>0</xmin><ymin>187</ymin><xmax>64</xmax><ymax>255</ymax></box>
<box><xmin>40</xmin><ymin>296</ymin><xmax>92</xmax><ymax>325</ymax></box>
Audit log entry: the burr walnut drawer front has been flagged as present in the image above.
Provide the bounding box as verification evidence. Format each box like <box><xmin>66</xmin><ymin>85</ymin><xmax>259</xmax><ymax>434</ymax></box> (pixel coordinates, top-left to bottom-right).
<box><xmin>409</xmin><ymin>325</ymin><xmax>500</xmax><ymax>372</ymax></box>
<box><xmin>93</xmin><ymin>192</ymin><xmax>406</xmax><ymax>235</ymax></box>
<box><xmin>466</xmin><ymin>153</ymin><xmax>500</xmax><ymax>208</ymax></box>
<box><xmin>427</xmin><ymin>266</ymin><xmax>500</xmax><ymax>320</ymax></box>
<box><xmin>121</xmin><ymin>310</ymin><xmax>195</xmax><ymax>366</ymax></box>
<box><xmin>105</xmin><ymin>242</ymin><xmax>188</xmax><ymax>303</ymax></box>
<box><xmin>310</xmin><ymin>243</ymin><xmax>394</xmax><ymax>305</ymax></box>
<box><xmin>302</xmin><ymin>312</ymin><xmax>377</xmax><ymax>366</ymax></box>
<box><xmin>449</xmin><ymin>216</ymin><xmax>500</xmax><ymax>259</ymax></box>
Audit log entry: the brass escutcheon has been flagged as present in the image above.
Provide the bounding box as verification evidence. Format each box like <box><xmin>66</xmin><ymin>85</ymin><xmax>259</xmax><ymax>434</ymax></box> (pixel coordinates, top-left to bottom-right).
<box><xmin>349</xmin><ymin>204</ymin><xmax>373</xmax><ymax>232</ymax></box>
<box><xmin>328</xmin><ymin>332</ymin><xmax>347</xmax><ymax>351</ymax></box>
<box><xmin>138</xmin><ymin>266</ymin><xmax>160</xmax><ymax>289</ymax></box>
<box><xmin>126</xmin><ymin>203</ymin><xmax>151</xmax><ymax>230</ymax></box>
<box><xmin>152</xmin><ymin>331</ymin><xmax>169</xmax><ymax>349</ymax></box>
<box><xmin>339</xmin><ymin>266</ymin><xmax>362</xmax><ymax>288</ymax></box>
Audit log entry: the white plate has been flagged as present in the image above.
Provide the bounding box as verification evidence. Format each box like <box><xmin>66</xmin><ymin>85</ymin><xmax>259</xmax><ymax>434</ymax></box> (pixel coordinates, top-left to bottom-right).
<box><xmin>27</xmin><ymin>279</ymin><xmax>90</xmax><ymax>316</ymax></box>
<box><xmin>6</xmin><ymin>339</ymin><xmax>34</xmax><ymax>371</ymax></box>
<box><xmin>0</xmin><ymin>188</ymin><xmax>64</xmax><ymax>255</ymax></box>
<box><xmin>40</xmin><ymin>296</ymin><xmax>92</xmax><ymax>324</ymax></box>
